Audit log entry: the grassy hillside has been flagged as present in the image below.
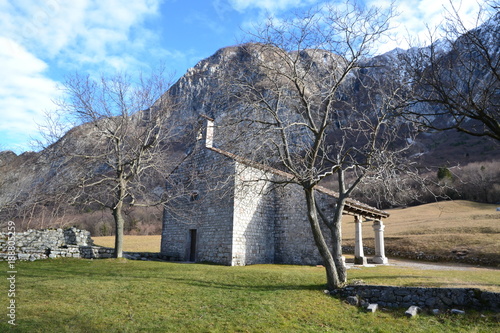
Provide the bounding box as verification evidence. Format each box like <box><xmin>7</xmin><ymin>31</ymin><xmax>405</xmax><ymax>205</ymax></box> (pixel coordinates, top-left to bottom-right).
<box><xmin>1</xmin><ymin>259</ymin><xmax>498</xmax><ymax>332</ymax></box>
<box><xmin>94</xmin><ymin>200</ymin><xmax>500</xmax><ymax>266</ymax></box>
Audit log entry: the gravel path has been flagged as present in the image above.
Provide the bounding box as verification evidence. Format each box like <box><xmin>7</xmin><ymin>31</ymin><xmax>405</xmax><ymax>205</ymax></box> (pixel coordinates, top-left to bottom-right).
<box><xmin>385</xmin><ymin>258</ymin><xmax>500</xmax><ymax>271</ymax></box>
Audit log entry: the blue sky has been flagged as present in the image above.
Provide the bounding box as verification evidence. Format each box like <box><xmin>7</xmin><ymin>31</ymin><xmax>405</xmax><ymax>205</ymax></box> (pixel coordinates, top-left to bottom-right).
<box><xmin>0</xmin><ymin>0</ymin><xmax>488</xmax><ymax>154</ymax></box>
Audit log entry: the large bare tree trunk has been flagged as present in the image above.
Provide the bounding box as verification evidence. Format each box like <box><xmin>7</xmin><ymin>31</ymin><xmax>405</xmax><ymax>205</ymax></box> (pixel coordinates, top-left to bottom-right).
<box><xmin>113</xmin><ymin>202</ymin><xmax>125</xmax><ymax>258</ymax></box>
<box><xmin>330</xmin><ymin>203</ymin><xmax>347</xmax><ymax>284</ymax></box>
<box><xmin>304</xmin><ymin>188</ymin><xmax>342</xmax><ymax>289</ymax></box>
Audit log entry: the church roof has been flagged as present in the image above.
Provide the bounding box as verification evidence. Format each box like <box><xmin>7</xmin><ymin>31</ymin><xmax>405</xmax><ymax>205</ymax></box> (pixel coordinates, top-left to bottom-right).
<box><xmin>207</xmin><ymin>146</ymin><xmax>389</xmax><ymax>220</ymax></box>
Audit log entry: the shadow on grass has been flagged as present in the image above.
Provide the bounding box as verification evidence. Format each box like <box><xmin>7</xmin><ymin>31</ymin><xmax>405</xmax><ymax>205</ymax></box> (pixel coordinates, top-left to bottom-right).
<box><xmin>356</xmin><ymin>275</ymin><xmax>434</xmax><ymax>285</ymax></box>
<box><xmin>14</xmin><ymin>259</ymin><xmax>500</xmax><ymax>293</ymax></box>
<box><xmin>163</xmin><ymin>276</ymin><xmax>325</xmax><ymax>292</ymax></box>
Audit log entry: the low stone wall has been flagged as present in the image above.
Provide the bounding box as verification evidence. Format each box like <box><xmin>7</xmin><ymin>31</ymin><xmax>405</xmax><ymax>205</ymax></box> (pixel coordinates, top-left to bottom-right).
<box><xmin>47</xmin><ymin>245</ymin><xmax>116</xmax><ymax>259</ymax></box>
<box><xmin>331</xmin><ymin>285</ymin><xmax>500</xmax><ymax>312</ymax></box>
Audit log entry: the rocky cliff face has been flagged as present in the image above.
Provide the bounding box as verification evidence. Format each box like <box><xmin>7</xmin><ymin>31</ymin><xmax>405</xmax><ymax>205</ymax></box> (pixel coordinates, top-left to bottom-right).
<box><xmin>165</xmin><ymin>39</ymin><xmax>499</xmax><ymax>164</ymax></box>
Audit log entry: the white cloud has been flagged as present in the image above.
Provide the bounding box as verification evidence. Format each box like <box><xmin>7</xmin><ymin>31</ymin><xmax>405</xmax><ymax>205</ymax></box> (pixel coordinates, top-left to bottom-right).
<box><xmin>1</xmin><ymin>0</ymin><xmax>161</xmax><ymax>71</ymax></box>
<box><xmin>367</xmin><ymin>0</ymin><xmax>488</xmax><ymax>53</ymax></box>
<box><xmin>229</xmin><ymin>0</ymin><xmax>319</xmax><ymax>13</ymax></box>
<box><xmin>0</xmin><ymin>37</ymin><xmax>60</xmax><ymax>152</ymax></box>
<box><xmin>228</xmin><ymin>0</ymin><xmax>489</xmax><ymax>54</ymax></box>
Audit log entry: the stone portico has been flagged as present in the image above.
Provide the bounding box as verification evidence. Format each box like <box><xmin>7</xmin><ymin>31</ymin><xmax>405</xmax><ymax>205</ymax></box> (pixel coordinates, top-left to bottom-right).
<box><xmin>320</xmin><ymin>189</ymin><xmax>389</xmax><ymax>265</ymax></box>
<box><xmin>352</xmin><ymin>215</ymin><xmax>389</xmax><ymax>265</ymax></box>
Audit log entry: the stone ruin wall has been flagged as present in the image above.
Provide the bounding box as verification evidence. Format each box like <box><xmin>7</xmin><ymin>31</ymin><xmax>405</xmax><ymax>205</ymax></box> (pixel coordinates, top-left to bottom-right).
<box><xmin>0</xmin><ymin>227</ymin><xmax>114</xmax><ymax>261</ymax></box>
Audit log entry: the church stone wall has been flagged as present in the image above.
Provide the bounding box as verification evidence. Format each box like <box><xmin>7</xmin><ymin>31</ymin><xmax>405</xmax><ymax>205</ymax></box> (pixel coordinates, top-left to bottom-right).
<box><xmin>230</xmin><ymin>163</ymin><xmax>337</xmax><ymax>266</ymax></box>
<box><xmin>273</xmin><ymin>184</ymin><xmax>334</xmax><ymax>265</ymax></box>
<box><xmin>231</xmin><ymin>163</ymin><xmax>277</xmax><ymax>265</ymax></box>
<box><xmin>161</xmin><ymin>144</ymin><xmax>236</xmax><ymax>265</ymax></box>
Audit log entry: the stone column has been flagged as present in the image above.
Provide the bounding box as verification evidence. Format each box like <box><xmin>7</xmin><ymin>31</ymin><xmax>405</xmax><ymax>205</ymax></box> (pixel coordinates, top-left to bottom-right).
<box><xmin>354</xmin><ymin>215</ymin><xmax>367</xmax><ymax>265</ymax></box>
<box><xmin>372</xmin><ymin>219</ymin><xmax>388</xmax><ymax>264</ymax></box>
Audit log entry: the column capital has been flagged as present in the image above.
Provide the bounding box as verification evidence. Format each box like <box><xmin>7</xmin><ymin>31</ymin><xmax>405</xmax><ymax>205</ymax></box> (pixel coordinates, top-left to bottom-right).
<box><xmin>372</xmin><ymin>219</ymin><xmax>385</xmax><ymax>231</ymax></box>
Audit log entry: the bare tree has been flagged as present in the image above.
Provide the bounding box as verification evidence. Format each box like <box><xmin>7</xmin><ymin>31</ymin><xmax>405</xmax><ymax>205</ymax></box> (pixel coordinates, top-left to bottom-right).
<box><xmin>42</xmin><ymin>69</ymin><xmax>176</xmax><ymax>258</ymax></box>
<box><xmin>400</xmin><ymin>0</ymin><xmax>500</xmax><ymax>141</ymax></box>
<box><xmin>219</xmin><ymin>2</ymin><xmax>415</xmax><ymax>289</ymax></box>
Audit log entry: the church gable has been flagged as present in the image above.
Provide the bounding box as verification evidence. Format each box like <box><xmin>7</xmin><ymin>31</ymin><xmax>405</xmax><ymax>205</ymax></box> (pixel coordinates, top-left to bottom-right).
<box><xmin>161</xmin><ymin>132</ymin><xmax>237</xmax><ymax>264</ymax></box>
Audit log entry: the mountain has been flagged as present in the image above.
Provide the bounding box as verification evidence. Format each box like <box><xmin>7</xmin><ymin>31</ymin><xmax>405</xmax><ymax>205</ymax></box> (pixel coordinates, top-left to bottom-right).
<box><xmin>1</xmin><ymin>17</ymin><xmax>499</xmax><ymax>230</ymax></box>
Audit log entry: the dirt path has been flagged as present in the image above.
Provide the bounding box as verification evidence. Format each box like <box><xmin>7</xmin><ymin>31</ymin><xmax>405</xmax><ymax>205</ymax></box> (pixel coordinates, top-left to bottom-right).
<box><xmin>386</xmin><ymin>258</ymin><xmax>500</xmax><ymax>271</ymax></box>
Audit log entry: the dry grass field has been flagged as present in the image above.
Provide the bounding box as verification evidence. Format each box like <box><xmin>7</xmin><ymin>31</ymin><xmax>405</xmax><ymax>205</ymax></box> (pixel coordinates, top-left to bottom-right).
<box><xmin>93</xmin><ymin>234</ymin><xmax>161</xmax><ymax>252</ymax></box>
<box><xmin>94</xmin><ymin>200</ymin><xmax>499</xmax><ymax>266</ymax></box>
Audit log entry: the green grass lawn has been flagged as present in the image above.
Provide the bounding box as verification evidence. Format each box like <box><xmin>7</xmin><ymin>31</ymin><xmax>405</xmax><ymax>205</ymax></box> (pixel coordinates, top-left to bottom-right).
<box><xmin>1</xmin><ymin>258</ymin><xmax>498</xmax><ymax>332</ymax></box>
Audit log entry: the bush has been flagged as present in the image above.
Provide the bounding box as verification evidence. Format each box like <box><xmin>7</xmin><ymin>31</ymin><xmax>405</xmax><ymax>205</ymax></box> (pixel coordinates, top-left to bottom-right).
<box><xmin>437</xmin><ymin>167</ymin><xmax>453</xmax><ymax>181</ymax></box>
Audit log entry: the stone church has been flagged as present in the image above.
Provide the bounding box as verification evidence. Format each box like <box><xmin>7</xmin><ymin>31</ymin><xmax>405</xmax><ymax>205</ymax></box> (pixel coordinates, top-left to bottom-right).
<box><xmin>161</xmin><ymin>117</ymin><xmax>389</xmax><ymax>266</ymax></box>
